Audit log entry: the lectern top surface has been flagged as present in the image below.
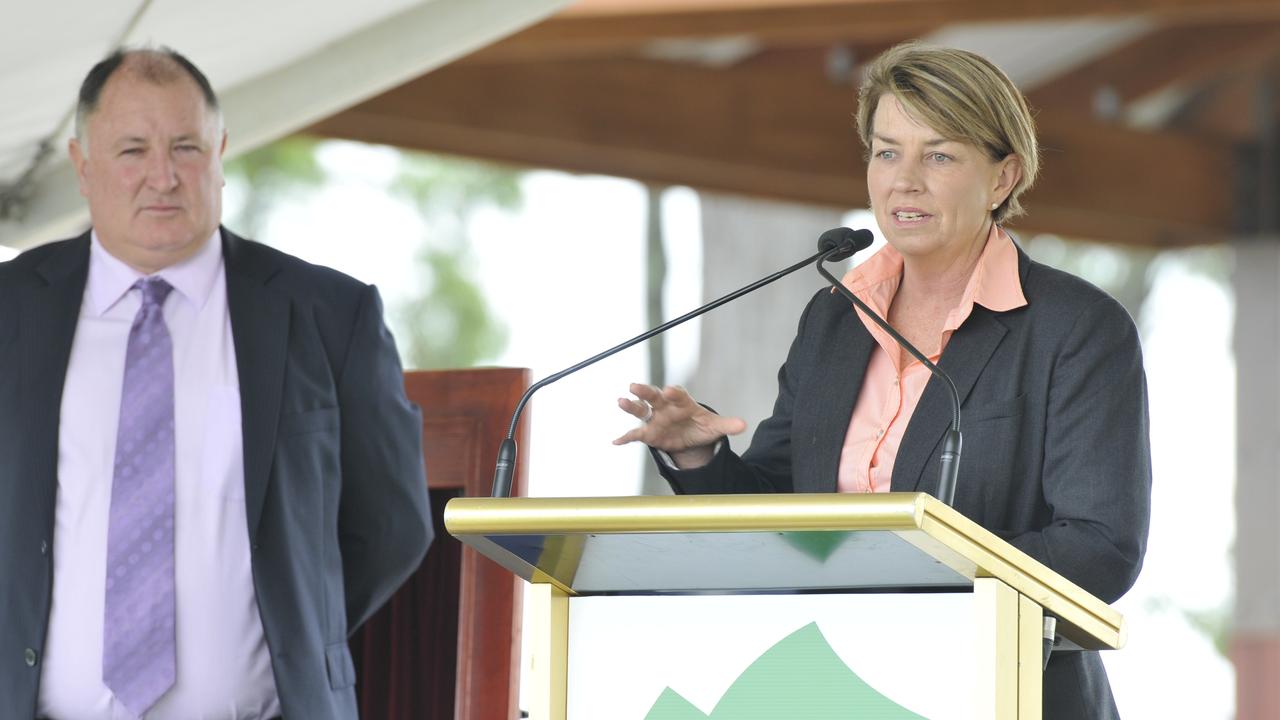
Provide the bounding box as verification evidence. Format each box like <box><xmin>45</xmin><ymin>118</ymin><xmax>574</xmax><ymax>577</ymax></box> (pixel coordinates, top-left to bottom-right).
<box><xmin>489</xmin><ymin>527</ymin><xmax>970</xmax><ymax>594</ymax></box>
<box><xmin>445</xmin><ymin>492</ymin><xmax>1125</xmax><ymax>650</ymax></box>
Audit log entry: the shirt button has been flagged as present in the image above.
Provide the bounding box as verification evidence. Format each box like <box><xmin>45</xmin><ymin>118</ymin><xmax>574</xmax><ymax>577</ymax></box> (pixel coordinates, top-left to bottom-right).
<box><xmin>24</xmin><ymin>648</ymin><xmax>36</xmax><ymax>667</ymax></box>
<box><xmin>876</xmin><ymin>429</ymin><xmax>884</xmax><ymax>438</ymax></box>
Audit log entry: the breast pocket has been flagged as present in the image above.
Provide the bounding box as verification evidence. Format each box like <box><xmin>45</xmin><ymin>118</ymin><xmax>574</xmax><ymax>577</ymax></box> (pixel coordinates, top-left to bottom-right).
<box><xmin>964</xmin><ymin>393</ymin><xmax>1026</xmax><ymax>423</ymax></box>
<box><xmin>273</xmin><ymin>408</ymin><xmax>341</xmax><ymax>532</ymax></box>
<box><xmin>957</xmin><ymin>393</ymin><xmax>1028</xmax><ymax>511</ymax></box>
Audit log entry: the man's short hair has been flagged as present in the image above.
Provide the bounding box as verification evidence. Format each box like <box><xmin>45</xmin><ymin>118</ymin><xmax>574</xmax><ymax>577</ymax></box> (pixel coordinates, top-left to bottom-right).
<box><xmin>75</xmin><ymin>46</ymin><xmax>221</xmax><ymax>140</ymax></box>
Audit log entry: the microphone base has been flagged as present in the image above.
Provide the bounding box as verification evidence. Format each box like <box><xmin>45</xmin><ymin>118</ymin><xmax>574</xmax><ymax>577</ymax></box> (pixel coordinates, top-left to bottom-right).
<box><xmin>491</xmin><ymin>438</ymin><xmax>518</xmax><ymax>498</ymax></box>
<box><xmin>936</xmin><ymin>429</ymin><xmax>962</xmax><ymax>507</ymax></box>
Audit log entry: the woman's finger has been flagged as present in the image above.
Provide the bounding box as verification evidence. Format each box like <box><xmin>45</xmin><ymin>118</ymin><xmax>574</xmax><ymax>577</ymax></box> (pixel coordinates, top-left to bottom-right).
<box><xmin>617</xmin><ymin>396</ymin><xmax>651</xmax><ymax>421</ymax></box>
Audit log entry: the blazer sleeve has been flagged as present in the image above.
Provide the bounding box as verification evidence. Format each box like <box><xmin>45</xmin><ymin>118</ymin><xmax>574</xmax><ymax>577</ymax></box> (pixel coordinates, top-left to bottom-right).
<box><xmin>1007</xmin><ymin>294</ymin><xmax>1152</xmax><ymax>603</ymax></box>
<box><xmin>335</xmin><ymin>284</ymin><xmax>433</xmax><ymax>632</ymax></box>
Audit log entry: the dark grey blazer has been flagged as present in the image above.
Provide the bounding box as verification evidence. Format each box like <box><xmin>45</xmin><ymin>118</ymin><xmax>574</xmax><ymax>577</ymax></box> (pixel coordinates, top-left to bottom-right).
<box><xmin>659</xmin><ymin>247</ymin><xmax>1151</xmax><ymax>720</ymax></box>
<box><xmin>0</xmin><ymin>228</ymin><xmax>433</xmax><ymax>719</ymax></box>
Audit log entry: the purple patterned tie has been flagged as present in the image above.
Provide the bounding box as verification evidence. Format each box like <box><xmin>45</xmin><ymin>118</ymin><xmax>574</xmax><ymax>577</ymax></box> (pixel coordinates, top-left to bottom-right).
<box><xmin>103</xmin><ymin>277</ymin><xmax>176</xmax><ymax>717</ymax></box>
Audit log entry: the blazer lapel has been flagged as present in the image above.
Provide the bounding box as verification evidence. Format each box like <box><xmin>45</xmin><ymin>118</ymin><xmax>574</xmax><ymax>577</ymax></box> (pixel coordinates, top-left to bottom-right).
<box><xmin>891</xmin><ymin>309</ymin><xmax>1009</xmax><ymax>495</ymax></box>
<box><xmin>806</xmin><ymin>306</ymin><xmax>875</xmax><ymax>492</ymax></box>
<box><xmin>222</xmin><ymin>228</ymin><xmax>289</xmax><ymax>545</ymax></box>
<box><xmin>21</xmin><ymin>236</ymin><xmax>91</xmax><ymax>524</ymax></box>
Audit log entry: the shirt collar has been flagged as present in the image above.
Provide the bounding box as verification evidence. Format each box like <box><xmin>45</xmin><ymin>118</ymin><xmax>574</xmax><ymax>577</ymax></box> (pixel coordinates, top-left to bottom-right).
<box><xmin>838</xmin><ymin>224</ymin><xmax>1027</xmax><ymax>330</ymax></box>
<box><xmin>944</xmin><ymin>224</ymin><xmax>1027</xmax><ymax>331</ymax></box>
<box><xmin>86</xmin><ymin>228</ymin><xmax>223</xmax><ymax>317</ymax></box>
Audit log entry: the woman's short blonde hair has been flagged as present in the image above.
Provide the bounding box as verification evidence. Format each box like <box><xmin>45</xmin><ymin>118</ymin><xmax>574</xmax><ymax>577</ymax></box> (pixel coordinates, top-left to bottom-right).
<box><xmin>856</xmin><ymin>42</ymin><xmax>1039</xmax><ymax>224</ymax></box>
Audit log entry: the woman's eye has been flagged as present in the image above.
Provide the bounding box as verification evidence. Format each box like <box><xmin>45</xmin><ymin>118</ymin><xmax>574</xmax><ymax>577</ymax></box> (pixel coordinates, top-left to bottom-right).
<box><xmin>876</xmin><ymin>150</ymin><xmax>896</xmax><ymax>160</ymax></box>
<box><xmin>930</xmin><ymin>153</ymin><xmax>950</xmax><ymax>163</ymax></box>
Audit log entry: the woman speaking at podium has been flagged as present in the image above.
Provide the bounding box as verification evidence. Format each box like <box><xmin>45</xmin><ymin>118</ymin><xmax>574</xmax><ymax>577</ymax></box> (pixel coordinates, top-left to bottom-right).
<box><xmin>616</xmin><ymin>42</ymin><xmax>1151</xmax><ymax>720</ymax></box>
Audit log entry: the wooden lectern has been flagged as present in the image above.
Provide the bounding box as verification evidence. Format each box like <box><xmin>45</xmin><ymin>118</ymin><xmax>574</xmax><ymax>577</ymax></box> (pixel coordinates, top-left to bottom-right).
<box><xmin>350</xmin><ymin>368</ymin><xmax>530</xmax><ymax>720</ymax></box>
<box><xmin>446</xmin><ymin>492</ymin><xmax>1124</xmax><ymax>719</ymax></box>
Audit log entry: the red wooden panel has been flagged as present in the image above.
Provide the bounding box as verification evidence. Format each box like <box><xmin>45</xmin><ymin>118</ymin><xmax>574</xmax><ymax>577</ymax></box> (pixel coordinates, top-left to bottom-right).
<box><xmin>352</xmin><ymin>367</ymin><xmax>530</xmax><ymax>720</ymax></box>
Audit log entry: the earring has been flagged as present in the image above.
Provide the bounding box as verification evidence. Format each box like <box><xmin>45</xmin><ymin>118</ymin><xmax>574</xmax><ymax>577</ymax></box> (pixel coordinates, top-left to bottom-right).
<box><xmin>990</xmin><ymin>201</ymin><xmax>999</xmax><ymax>210</ymax></box>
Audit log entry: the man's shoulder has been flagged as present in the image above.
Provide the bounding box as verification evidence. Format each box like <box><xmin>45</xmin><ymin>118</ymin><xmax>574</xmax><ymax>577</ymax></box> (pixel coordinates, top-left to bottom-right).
<box><xmin>0</xmin><ymin>234</ymin><xmax>89</xmax><ymax>286</ymax></box>
<box><xmin>0</xmin><ymin>235</ymin><xmax>86</xmax><ymax>269</ymax></box>
<box><xmin>221</xmin><ymin>229</ymin><xmax>369</xmax><ymax>301</ymax></box>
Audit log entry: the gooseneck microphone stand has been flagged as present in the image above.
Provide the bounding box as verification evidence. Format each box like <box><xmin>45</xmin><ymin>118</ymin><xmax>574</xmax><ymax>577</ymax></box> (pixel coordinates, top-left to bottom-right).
<box><xmin>490</xmin><ymin>229</ymin><xmax>875</xmax><ymax>498</ymax></box>
<box><xmin>814</xmin><ymin>243</ymin><xmax>963</xmax><ymax>507</ymax></box>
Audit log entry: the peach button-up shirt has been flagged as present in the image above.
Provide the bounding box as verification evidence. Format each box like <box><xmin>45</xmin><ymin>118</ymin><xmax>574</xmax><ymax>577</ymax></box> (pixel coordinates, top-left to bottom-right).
<box><xmin>835</xmin><ymin>225</ymin><xmax>1027</xmax><ymax>493</ymax></box>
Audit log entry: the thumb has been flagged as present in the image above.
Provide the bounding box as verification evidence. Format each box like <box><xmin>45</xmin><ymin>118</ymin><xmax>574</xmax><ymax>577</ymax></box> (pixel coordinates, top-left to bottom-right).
<box><xmin>715</xmin><ymin>416</ymin><xmax>748</xmax><ymax>436</ymax></box>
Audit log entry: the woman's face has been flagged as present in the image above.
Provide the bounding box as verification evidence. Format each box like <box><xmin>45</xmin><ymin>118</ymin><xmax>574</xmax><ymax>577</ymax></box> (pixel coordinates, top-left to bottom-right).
<box><xmin>866</xmin><ymin>95</ymin><xmax>1020</xmax><ymax>267</ymax></box>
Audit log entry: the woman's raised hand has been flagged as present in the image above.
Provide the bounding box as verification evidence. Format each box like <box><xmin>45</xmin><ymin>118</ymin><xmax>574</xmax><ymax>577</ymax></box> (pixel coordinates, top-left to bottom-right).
<box><xmin>613</xmin><ymin>383</ymin><xmax>747</xmax><ymax>469</ymax></box>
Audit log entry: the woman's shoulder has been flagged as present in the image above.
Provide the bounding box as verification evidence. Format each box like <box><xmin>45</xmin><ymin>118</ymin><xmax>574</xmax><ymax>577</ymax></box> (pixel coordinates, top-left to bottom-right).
<box><xmin>1017</xmin><ymin>247</ymin><xmax>1137</xmax><ymax>332</ymax></box>
<box><xmin>1013</xmin><ymin>249</ymin><xmax>1146</xmax><ymax>353</ymax></box>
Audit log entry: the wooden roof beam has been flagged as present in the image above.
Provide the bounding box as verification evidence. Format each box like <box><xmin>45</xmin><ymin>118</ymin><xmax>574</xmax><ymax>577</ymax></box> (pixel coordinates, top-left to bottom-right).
<box><xmin>311</xmin><ymin>51</ymin><xmax>1234</xmax><ymax>246</ymax></box>
<box><xmin>1030</xmin><ymin>21</ymin><xmax>1280</xmax><ymax>118</ymax></box>
<box><xmin>473</xmin><ymin>0</ymin><xmax>1280</xmax><ymax>62</ymax></box>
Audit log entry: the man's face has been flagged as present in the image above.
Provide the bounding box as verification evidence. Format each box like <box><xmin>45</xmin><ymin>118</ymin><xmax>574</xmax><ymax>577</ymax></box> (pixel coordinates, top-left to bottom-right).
<box><xmin>69</xmin><ymin>69</ymin><xmax>226</xmax><ymax>273</ymax></box>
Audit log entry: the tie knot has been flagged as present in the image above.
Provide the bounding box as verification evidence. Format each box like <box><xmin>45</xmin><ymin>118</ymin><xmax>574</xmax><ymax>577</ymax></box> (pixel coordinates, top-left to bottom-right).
<box><xmin>136</xmin><ymin>277</ymin><xmax>173</xmax><ymax>309</ymax></box>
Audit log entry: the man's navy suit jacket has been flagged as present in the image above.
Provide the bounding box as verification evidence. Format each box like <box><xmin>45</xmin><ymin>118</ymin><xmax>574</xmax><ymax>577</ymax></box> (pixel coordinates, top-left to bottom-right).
<box><xmin>658</xmin><ymin>247</ymin><xmax>1152</xmax><ymax>720</ymax></box>
<box><xmin>0</xmin><ymin>228</ymin><xmax>433</xmax><ymax>718</ymax></box>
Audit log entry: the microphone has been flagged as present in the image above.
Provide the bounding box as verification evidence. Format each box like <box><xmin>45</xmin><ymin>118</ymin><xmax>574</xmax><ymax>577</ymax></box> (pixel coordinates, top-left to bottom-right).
<box><xmin>490</xmin><ymin>229</ymin><xmax>875</xmax><ymax>498</ymax></box>
<box><xmin>813</xmin><ymin>228</ymin><xmax>963</xmax><ymax>507</ymax></box>
<box><xmin>818</xmin><ymin>226</ymin><xmax>870</xmax><ymax>261</ymax></box>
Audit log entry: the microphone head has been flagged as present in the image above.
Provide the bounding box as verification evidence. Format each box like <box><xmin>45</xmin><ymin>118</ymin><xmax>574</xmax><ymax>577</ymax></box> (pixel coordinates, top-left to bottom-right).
<box><xmin>817</xmin><ymin>227</ymin><xmax>874</xmax><ymax>262</ymax></box>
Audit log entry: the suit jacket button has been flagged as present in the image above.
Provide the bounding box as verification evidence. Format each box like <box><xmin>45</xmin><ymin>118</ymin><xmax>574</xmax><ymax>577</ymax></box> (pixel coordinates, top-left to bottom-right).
<box><xmin>40</xmin><ymin>541</ymin><xmax>48</xmax><ymax>556</ymax></box>
<box><xmin>24</xmin><ymin>648</ymin><xmax>36</xmax><ymax>667</ymax></box>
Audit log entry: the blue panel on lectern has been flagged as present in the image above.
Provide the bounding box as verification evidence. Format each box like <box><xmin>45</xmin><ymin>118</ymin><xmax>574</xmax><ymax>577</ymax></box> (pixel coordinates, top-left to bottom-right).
<box><xmin>480</xmin><ymin>529</ymin><xmax>971</xmax><ymax>595</ymax></box>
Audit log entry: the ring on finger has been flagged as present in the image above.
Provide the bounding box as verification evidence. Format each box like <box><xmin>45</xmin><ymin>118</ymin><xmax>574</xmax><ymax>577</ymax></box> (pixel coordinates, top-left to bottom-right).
<box><xmin>640</xmin><ymin>401</ymin><xmax>654</xmax><ymax>423</ymax></box>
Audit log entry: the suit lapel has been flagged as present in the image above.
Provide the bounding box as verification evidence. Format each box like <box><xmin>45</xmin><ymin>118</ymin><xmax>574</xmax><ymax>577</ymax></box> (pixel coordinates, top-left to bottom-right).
<box><xmin>21</xmin><ymin>236</ymin><xmax>91</xmax><ymax>524</ymax></box>
<box><xmin>891</xmin><ymin>309</ymin><xmax>1008</xmax><ymax>494</ymax></box>
<box><xmin>806</xmin><ymin>306</ymin><xmax>875</xmax><ymax>492</ymax></box>
<box><xmin>222</xmin><ymin>229</ymin><xmax>289</xmax><ymax>544</ymax></box>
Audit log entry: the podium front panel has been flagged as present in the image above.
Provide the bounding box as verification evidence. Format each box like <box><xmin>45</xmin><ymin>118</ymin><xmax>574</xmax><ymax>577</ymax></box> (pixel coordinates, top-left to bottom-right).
<box><xmin>564</xmin><ymin>593</ymin><xmax>980</xmax><ymax>719</ymax></box>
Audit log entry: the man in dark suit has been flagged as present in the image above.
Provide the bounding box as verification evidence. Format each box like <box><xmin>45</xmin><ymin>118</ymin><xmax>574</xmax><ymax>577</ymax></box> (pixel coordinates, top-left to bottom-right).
<box><xmin>0</xmin><ymin>47</ymin><xmax>432</xmax><ymax>719</ymax></box>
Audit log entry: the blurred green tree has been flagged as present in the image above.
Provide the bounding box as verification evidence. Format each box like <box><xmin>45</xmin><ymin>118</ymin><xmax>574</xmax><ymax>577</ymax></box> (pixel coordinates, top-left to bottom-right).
<box><xmin>390</xmin><ymin>151</ymin><xmax>522</xmax><ymax>369</ymax></box>
<box><xmin>223</xmin><ymin>137</ymin><xmax>326</xmax><ymax>239</ymax></box>
<box><xmin>223</xmin><ymin>137</ymin><xmax>521</xmax><ymax>370</ymax></box>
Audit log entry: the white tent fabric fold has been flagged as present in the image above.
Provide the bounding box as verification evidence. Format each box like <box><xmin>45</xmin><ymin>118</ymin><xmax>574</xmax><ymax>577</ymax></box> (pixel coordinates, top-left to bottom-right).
<box><xmin>0</xmin><ymin>0</ymin><xmax>570</xmax><ymax>249</ymax></box>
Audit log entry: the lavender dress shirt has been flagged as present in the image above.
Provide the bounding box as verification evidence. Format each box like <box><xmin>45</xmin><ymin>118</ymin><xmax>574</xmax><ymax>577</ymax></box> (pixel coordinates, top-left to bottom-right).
<box><xmin>37</xmin><ymin>231</ymin><xmax>280</xmax><ymax>720</ymax></box>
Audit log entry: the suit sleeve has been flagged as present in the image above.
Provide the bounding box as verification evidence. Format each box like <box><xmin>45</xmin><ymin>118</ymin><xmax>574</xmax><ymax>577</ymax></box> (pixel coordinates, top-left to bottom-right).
<box><xmin>1007</xmin><ymin>295</ymin><xmax>1152</xmax><ymax>603</ymax></box>
<box><xmin>335</xmin><ymin>284</ymin><xmax>433</xmax><ymax>632</ymax></box>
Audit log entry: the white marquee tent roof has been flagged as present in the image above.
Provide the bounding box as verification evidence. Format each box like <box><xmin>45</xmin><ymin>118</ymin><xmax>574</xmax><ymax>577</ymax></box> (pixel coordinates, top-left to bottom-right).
<box><xmin>0</xmin><ymin>0</ymin><xmax>569</xmax><ymax>249</ymax></box>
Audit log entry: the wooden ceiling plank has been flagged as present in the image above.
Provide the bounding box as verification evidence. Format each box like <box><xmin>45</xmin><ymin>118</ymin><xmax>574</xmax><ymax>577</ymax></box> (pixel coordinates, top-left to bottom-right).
<box><xmin>562</xmin><ymin>0</ymin><xmax>879</xmax><ymax>16</ymax></box>
<box><xmin>311</xmin><ymin>53</ymin><xmax>1233</xmax><ymax>246</ymax></box>
<box><xmin>1030</xmin><ymin>21</ymin><xmax>1280</xmax><ymax>115</ymax></box>
<box><xmin>472</xmin><ymin>0</ymin><xmax>1280</xmax><ymax>63</ymax></box>
<box><xmin>560</xmin><ymin>0</ymin><xmax>1277</xmax><ymax>17</ymax></box>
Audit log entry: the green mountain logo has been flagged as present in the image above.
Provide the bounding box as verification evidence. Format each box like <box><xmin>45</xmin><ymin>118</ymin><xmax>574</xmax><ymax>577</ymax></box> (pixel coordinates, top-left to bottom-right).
<box><xmin>645</xmin><ymin>622</ymin><xmax>926</xmax><ymax>719</ymax></box>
